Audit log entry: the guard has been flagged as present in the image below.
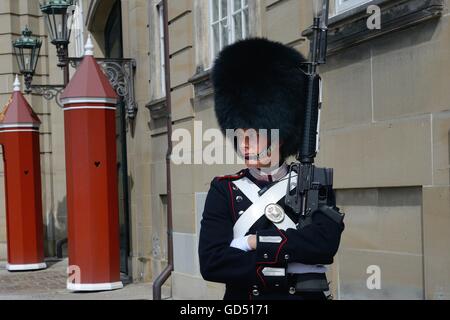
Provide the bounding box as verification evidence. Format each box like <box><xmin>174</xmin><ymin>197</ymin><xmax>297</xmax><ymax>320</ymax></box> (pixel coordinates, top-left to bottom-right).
<box><xmin>198</xmin><ymin>37</ymin><xmax>345</xmax><ymax>300</ymax></box>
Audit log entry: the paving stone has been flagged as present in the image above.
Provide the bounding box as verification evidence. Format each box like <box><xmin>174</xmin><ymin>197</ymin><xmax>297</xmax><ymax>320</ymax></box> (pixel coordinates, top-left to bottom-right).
<box><xmin>0</xmin><ymin>259</ymin><xmax>166</xmax><ymax>300</ymax></box>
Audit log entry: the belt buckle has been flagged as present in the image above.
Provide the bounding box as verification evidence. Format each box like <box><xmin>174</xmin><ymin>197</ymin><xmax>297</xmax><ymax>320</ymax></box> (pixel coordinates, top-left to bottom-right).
<box><xmin>293</xmin><ymin>273</ymin><xmax>330</xmax><ymax>293</ymax></box>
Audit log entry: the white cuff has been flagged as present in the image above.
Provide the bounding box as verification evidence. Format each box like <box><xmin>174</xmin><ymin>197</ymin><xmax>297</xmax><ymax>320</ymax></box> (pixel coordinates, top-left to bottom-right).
<box><xmin>230</xmin><ymin>235</ymin><xmax>252</xmax><ymax>252</ymax></box>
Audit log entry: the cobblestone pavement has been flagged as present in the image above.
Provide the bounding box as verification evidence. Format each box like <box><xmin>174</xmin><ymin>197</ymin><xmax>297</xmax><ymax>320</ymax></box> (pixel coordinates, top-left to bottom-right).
<box><xmin>0</xmin><ymin>259</ymin><xmax>170</xmax><ymax>300</ymax></box>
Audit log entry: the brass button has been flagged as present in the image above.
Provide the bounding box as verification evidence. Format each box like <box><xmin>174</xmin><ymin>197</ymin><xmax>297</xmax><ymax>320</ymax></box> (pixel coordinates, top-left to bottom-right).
<box><xmin>289</xmin><ymin>287</ymin><xmax>296</xmax><ymax>295</ymax></box>
<box><xmin>263</xmin><ymin>253</ymin><xmax>268</xmax><ymax>259</ymax></box>
<box><xmin>236</xmin><ymin>196</ymin><xmax>243</xmax><ymax>202</ymax></box>
<box><xmin>284</xmin><ymin>254</ymin><xmax>290</xmax><ymax>260</ymax></box>
<box><xmin>252</xmin><ymin>289</ymin><xmax>259</xmax><ymax>296</ymax></box>
<box><xmin>238</xmin><ymin>210</ymin><xmax>244</xmax><ymax>215</ymax></box>
<box><xmin>232</xmin><ymin>185</ymin><xmax>238</xmax><ymax>191</ymax></box>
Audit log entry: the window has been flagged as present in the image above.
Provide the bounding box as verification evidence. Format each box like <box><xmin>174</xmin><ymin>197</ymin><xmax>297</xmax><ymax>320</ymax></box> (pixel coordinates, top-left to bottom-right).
<box><xmin>157</xmin><ymin>1</ymin><xmax>166</xmax><ymax>96</ymax></box>
<box><xmin>70</xmin><ymin>0</ymin><xmax>85</xmax><ymax>57</ymax></box>
<box><xmin>210</xmin><ymin>0</ymin><xmax>249</xmax><ymax>58</ymax></box>
<box><xmin>335</xmin><ymin>0</ymin><xmax>373</xmax><ymax>15</ymax></box>
<box><xmin>327</xmin><ymin>0</ymin><xmax>444</xmax><ymax>54</ymax></box>
<box><xmin>105</xmin><ymin>0</ymin><xmax>123</xmax><ymax>58</ymax></box>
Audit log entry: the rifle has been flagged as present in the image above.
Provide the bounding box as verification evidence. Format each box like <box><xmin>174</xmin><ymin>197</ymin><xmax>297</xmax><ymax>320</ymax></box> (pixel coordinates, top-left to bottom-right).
<box><xmin>285</xmin><ymin>0</ymin><xmax>344</xmax><ymax>228</ymax></box>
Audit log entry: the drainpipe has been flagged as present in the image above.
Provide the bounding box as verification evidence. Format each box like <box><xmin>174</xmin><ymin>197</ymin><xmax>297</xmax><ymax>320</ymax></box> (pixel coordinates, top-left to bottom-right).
<box><xmin>153</xmin><ymin>0</ymin><xmax>174</xmax><ymax>300</ymax></box>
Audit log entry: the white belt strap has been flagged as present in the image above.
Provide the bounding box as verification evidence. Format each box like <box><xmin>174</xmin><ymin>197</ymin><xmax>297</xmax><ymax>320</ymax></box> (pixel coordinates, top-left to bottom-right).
<box><xmin>232</xmin><ymin>177</ymin><xmax>261</xmax><ymax>204</ymax></box>
<box><xmin>232</xmin><ymin>173</ymin><xmax>328</xmax><ymax>275</ymax></box>
<box><xmin>232</xmin><ymin>173</ymin><xmax>297</xmax><ymax>239</ymax></box>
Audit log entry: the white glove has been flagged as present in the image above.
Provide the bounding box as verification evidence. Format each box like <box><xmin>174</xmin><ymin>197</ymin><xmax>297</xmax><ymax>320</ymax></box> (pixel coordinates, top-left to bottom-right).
<box><xmin>230</xmin><ymin>235</ymin><xmax>252</xmax><ymax>252</ymax></box>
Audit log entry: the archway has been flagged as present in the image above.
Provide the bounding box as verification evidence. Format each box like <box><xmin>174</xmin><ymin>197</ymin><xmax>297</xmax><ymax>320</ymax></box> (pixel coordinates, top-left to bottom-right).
<box><xmin>87</xmin><ymin>0</ymin><xmax>130</xmax><ymax>275</ymax></box>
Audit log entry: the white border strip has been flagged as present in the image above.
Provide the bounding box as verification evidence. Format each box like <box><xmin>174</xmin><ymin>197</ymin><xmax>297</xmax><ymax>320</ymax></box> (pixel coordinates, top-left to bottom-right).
<box><xmin>67</xmin><ymin>281</ymin><xmax>124</xmax><ymax>291</ymax></box>
<box><xmin>61</xmin><ymin>97</ymin><xmax>117</xmax><ymax>105</ymax></box>
<box><xmin>6</xmin><ymin>262</ymin><xmax>47</xmax><ymax>271</ymax></box>
<box><xmin>64</xmin><ymin>106</ymin><xmax>116</xmax><ymax>111</ymax></box>
<box><xmin>0</xmin><ymin>123</ymin><xmax>39</xmax><ymax>129</ymax></box>
<box><xmin>0</xmin><ymin>129</ymin><xmax>39</xmax><ymax>133</ymax></box>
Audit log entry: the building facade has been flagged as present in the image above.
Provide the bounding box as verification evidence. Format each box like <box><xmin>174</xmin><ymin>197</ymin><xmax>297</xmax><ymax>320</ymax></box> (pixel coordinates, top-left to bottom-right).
<box><xmin>0</xmin><ymin>0</ymin><xmax>449</xmax><ymax>299</ymax></box>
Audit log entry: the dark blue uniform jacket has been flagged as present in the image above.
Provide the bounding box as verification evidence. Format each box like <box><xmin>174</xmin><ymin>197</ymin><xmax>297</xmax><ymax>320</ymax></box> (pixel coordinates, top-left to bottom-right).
<box><xmin>198</xmin><ymin>166</ymin><xmax>345</xmax><ymax>300</ymax></box>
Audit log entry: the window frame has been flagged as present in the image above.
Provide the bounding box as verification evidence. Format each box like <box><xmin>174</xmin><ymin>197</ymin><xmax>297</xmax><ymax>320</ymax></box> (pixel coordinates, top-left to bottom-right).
<box><xmin>231</xmin><ymin>0</ymin><xmax>249</xmax><ymax>43</ymax></box>
<box><xmin>334</xmin><ymin>0</ymin><xmax>373</xmax><ymax>15</ymax></box>
<box><xmin>209</xmin><ymin>0</ymin><xmax>249</xmax><ymax>65</ymax></box>
<box><xmin>157</xmin><ymin>1</ymin><xmax>166</xmax><ymax>97</ymax></box>
<box><xmin>306</xmin><ymin>0</ymin><xmax>445</xmax><ymax>55</ymax></box>
<box><xmin>70</xmin><ymin>0</ymin><xmax>85</xmax><ymax>58</ymax></box>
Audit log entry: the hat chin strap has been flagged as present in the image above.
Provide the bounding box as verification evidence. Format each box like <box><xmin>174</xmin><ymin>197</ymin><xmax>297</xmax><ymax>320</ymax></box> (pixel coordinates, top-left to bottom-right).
<box><xmin>241</xmin><ymin>143</ymin><xmax>273</xmax><ymax>162</ymax></box>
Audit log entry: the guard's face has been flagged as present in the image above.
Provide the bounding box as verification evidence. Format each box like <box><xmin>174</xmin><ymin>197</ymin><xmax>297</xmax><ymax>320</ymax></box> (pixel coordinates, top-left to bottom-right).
<box><xmin>235</xmin><ymin>128</ymin><xmax>281</xmax><ymax>168</ymax></box>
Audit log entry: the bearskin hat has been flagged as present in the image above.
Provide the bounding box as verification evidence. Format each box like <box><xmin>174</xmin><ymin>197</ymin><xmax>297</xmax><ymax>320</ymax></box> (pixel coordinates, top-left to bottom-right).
<box><xmin>211</xmin><ymin>37</ymin><xmax>309</xmax><ymax>160</ymax></box>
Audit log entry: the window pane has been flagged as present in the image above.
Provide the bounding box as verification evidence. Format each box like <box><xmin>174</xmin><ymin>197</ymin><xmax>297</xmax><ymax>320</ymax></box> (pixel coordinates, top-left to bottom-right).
<box><xmin>31</xmin><ymin>46</ymin><xmax>41</xmax><ymax>72</ymax></box>
<box><xmin>221</xmin><ymin>0</ymin><xmax>227</xmax><ymax>18</ymax></box>
<box><xmin>233</xmin><ymin>0</ymin><xmax>241</xmax><ymax>11</ymax></box>
<box><xmin>54</xmin><ymin>14</ymin><xmax>64</xmax><ymax>40</ymax></box>
<box><xmin>212</xmin><ymin>0</ymin><xmax>219</xmax><ymax>21</ymax></box>
<box><xmin>336</xmin><ymin>0</ymin><xmax>372</xmax><ymax>14</ymax></box>
<box><xmin>23</xmin><ymin>51</ymin><xmax>32</xmax><ymax>71</ymax></box>
<box><xmin>159</xmin><ymin>6</ymin><xmax>164</xmax><ymax>38</ymax></box>
<box><xmin>221</xmin><ymin>19</ymin><xmax>229</xmax><ymax>46</ymax></box>
<box><xmin>233</xmin><ymin>12</ymin><xmax>242</xmax><ymax>41</ymax></box>
<box><xmin>213</xmin><ymin>23</ymin><xmax>220</xmax><ymax>56</ymax></box>
<box><xmin>243</xmin><ymin>7</ymin><xmax>249</xmax><ymax>38</ymax></box>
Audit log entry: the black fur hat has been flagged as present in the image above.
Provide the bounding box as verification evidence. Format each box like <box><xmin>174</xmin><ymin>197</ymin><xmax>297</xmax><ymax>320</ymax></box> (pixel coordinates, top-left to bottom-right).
<box><xmin>211</xmin><ymin>37</ymin><xmax>308</xmax><ymax>160</ymax></box>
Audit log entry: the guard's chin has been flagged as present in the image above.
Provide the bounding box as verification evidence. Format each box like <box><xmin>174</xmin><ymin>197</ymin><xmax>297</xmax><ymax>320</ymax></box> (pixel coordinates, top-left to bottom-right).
<box><xmin>245</xmin><ymin>160</ymin><xmax>260</xmax><ymax>168</ymax></box>
<box><xmin>245</xmin><ymin>158</ymin><xmax>278</xmax><ymax>168</ymax></box>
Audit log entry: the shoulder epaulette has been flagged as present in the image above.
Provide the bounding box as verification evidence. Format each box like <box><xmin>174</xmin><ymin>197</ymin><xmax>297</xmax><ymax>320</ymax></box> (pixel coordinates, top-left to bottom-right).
<box><xmin>217</xmin><ymin>170</ymin><xmax>246</xmax><ymax>181</ymax></box>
